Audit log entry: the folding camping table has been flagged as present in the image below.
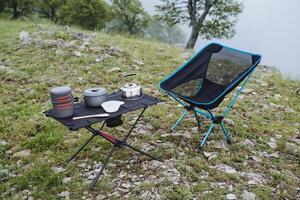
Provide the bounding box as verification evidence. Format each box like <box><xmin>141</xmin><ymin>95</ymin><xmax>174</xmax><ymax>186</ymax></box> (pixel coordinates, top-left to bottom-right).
<box><xmin>44</xmin><ymin>92</ymin><xmax>162</xmax><ymax>189</ymax></box>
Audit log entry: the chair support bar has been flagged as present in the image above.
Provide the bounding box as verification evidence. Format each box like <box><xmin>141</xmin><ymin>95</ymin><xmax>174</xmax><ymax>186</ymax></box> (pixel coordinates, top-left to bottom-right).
<box><xmin>167</xmin><ymin>71</ymin><xmax>255</xmax><ymax>149</ymax></box>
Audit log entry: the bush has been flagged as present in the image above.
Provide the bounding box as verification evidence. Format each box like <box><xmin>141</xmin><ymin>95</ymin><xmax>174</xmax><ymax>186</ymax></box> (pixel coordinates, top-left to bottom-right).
<box><xmin>36</xmin><ymin>0</ymin><xmax>65</xmax><ymax>22</ymax></box>
<box><xmin>7</xmin><ymin>0</ymin><xmax>33</xmax><ymax>19</ymax></box>
<box><xmin>58</xmin><ymin>0</ymin><xmax>110</xmax><ymax>30</ymax></box>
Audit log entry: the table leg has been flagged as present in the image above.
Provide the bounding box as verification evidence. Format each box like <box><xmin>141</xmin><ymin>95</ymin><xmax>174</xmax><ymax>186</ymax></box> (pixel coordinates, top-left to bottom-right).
<box><xmin>120</xmin><ymin>107</ymin><xmax>147</xmax><ymax>145</ymax></box>
<box><xmin>65</xmin><ymin>134</ymin><xmax>96</xmax><ymax>165</ymax></box>
<box><xmin>122</xmin><ymin>142</ymin><xmax>160</xmax><ymax>161</ymax></box>
<box><xmin>89</xmin><ymin>144</ymin><xmax>116</xmax><ymax>190</ymax></box>
<box><xmin>65</xmin><ymin>122</ymin><xmax>106</xmax><ymax>164</ymax></box>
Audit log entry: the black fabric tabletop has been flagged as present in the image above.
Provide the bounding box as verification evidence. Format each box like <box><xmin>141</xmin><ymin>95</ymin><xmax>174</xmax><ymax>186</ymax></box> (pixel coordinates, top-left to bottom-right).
<box><xmin>44</xmin><ymin>92</ymin><xmax>163</xmax><ymax>131</ymax></box>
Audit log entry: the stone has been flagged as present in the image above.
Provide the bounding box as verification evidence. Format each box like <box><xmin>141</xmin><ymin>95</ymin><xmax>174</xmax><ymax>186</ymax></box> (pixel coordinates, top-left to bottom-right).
<box><xmin>74</xmin><ymin>51</ymin><xmax>82</xmax><ymax>57</ymax></box>
<box><xmin>285</xmin><ymin>142</ymin><xmax>299</xmax><ymax>156</ymax></box>
<box><xmin>223</xmin><ymin>118</ymin><xmax>234</xmax><ymax>126</ymax></box>
<box><xmin>241</xmin><ymin>190</ymin><xmax>256</xmax><ymax>200</ymax></box>
<box><xmin>216</xmin><ymin>164</ymin><xmax>237</xmax><ymax>174</ymax></box>
<box><xmin>121</xmin><ymin>183</ymin><xmax>131</xmax><ymax>189</ymax></box>
<box><xmin>63</xmin><ymin>177</ymin><xmax>71</xmax><ymax>183</ymax></box>
<box><xmin>226</xmin><ymin>193</ymin><xmax>237</xmax><ymax>200</ymax></box>
<box><xmin>241</xmin><ymin>88</ymin><xmax>253</xmax><ymax>94</ymax></box>
<box><xmin>241</xmin><ymin>172</ymin><xmax>266</xmax><ymax>185</ymax></box>
<box><xmin>108</xmin><ymin>67</ymin><xmax>121</xmax><ymax>73</ymax></box>
<box><xmin>59</xmin><ymin>191</ymin><xmax>70</xmax><ymax>198</ymax></box>
<box><xmin>0</xmin><ymin>140</ymin><xmax>8</xmax><ymax>146</ymax></box>
<box><xmin>133</xmin><ymin>59</ymin><xmax>144</xmax><ymax>66</ymax></box>
<box><xmin>64</xmin><ymin>40</ymin><xmax>77</xmax><ymax>48</ymax></box>
<box><xmin>203</xmin><ymin>152</ymin><xmax>218</xmax><ymax>160</ymax></box>
<box><xmin>243</xmin><ymin>139</ymin><xmax>255</xmax><ymax>147</ymax></box>
<box><xmin>267</xmin><ymin>141</ymin><xmax>277</xmax><ymax>149</ymax></box>
<box><xmin>96</xmin><ymin>194</ymin><xmax>106</xmax><ymax>200</ymax></box>
<box><xmin>51</xmin><ymin>166</ymin><xmax>65</xmax><ymax>174</ymax></box>
<box><xmin>249</xmin><ymin>156</ymin><xmax>261</xmax><ymax>163</ymax></box>
<box><xmin>13</xmin><ymin>149</ymin><xmax>31</xmax><ymax>158</ymax></box>
<box><xmin>19</xmin><ymin>31</ymin><xmax>31</xmax><ymax>45</ymax></box>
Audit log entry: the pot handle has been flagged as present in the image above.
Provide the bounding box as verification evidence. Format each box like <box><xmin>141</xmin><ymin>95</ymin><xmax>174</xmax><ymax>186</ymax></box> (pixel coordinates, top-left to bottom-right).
<box><xmin>124</xmin><ymin>73</ymin><xmax>136</xmax><ymax>78</ymax></box>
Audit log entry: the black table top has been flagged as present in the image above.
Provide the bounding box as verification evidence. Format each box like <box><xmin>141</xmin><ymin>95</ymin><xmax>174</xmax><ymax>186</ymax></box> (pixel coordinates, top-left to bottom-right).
<box><xmin>44</xmin><ymin>92</ymin><xmax>163</xmax><ymax>131</ymax></box>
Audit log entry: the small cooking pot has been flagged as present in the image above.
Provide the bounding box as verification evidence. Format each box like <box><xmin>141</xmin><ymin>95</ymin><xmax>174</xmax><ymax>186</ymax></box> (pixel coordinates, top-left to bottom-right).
<box><xmin>120</xmin><ymin>83</ymin><xmax>143</xmax><ymax>99</ymax></box>
<box><xmin>50</xmin><ymin>86</ymin><xmax>74</xmax><ymax>118</ymax></box>
<box><xmin>84</xmin><ymin>88</ymin><xmax>108</xmax><ymax>107</ymax></box>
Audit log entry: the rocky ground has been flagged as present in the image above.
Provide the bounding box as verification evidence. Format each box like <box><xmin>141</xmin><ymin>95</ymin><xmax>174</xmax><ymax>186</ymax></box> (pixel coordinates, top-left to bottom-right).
<box><xmin>0</xmin><ymin>20</ymin><xmax>299</xmax><ymax>200</ymax></box>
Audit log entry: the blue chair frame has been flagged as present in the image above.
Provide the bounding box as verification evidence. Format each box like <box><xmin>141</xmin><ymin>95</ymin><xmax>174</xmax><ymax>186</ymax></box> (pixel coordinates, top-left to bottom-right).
<box><xmin>159</xmin><ymin>43</ymin><xmax>261</xmax><ymax>149</ymax></box>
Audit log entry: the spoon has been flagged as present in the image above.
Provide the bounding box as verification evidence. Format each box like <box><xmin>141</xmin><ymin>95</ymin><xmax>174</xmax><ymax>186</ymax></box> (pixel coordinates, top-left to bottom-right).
<box><xmin>73</xmin><ymin>113</ymin><xmax>110</xmax><ymax>120</ymax></box>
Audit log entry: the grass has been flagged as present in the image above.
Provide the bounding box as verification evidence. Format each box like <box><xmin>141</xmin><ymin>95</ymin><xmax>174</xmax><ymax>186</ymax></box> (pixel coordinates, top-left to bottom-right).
<box><xmin>0</xmin><ymin>18</ymin><xmax>299</xmax><ymax>199</ymax></box>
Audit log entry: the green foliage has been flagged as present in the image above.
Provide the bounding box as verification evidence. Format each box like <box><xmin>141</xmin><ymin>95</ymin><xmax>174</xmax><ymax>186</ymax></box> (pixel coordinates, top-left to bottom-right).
<box><xmin>59</xmin><ymin>0</ymin><xmax>110</xmax><ymax>30</ymax></box>
<box><xmin>146</xmin><ymin>18</ymin><xmax>185</xmax><ymax>44</ymax></box>
<box><xmin>36</xmin><ymin>0</ymin><xmax>65</xmax><ymax>22</ymax></box>
<box><xmin>6</xmin><ymin>0</ymin><xmax>33</xmax><ymax>19</ymax></box>
<box><xmin>109</xmin><ymin>0</ymin><xmax>150</xmax><ymax>35</ymax></box>
<box><xmin>156</xmin><ymin>0</ymin><xmax>243</xmax><ymax>48</ymax></box>
<box><xmin>164</xmin><ymin>185</ymin><xmax>193</xmax><ymax>200</ymax></box>
<box><xmin>0</xmin><ymin>0</ymin><xmax>7</xmax><ymax>13</ymax></box>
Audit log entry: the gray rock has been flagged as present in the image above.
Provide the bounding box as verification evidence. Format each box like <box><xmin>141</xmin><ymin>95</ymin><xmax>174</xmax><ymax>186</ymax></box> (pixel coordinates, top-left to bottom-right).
<box><xmin>226</xmin><ymin>193</ymin><xmax>237</xmax><ymax>200</ymax></box>
<box><xmin>224</xmin><ymin>118</ymin><xmax>234</xmax><ymax>126</ymax></box>
<box><xmin>241</xmin><ymin>190</ymin><xmax>256</xmax><ymax>200</ymax></box>
<box><xmin>63</xmin><ymin>177</ymin><xmax>71</xmax><ymax>183</ymax></box>
<box><xmin>241</xmin><ymin>172</ymin><xmax>266</xmax><ymax>185</ymax></box>
<box><xmin>215</xmin><ymin>164</ymin><xmax>237</xmax><ymax>174</ymax></box>
<box><xmin>51</xmin><ymin>166</ymin><xmax>65</xmax><ymax>174</ymax></box>
<box><xmin>285</xmin><ymin>142</ymin><xmax>299</xmax><ymax>156</ymax></box>
<box><xmin>19</xmin><ymin>31</ymin><xmax>31</xmax><ymax>45</ymax></box>
<box><xmin>0</xmin><ymin>140</ymin><xmax>8</xmax><ymax>146</ymax></box>
<box><xmin>203</xmin><ymin>152</ymin><xmax>218</xmax><ymax>160</ymax></box>
<box><xmin>241</xmin><ymin>88</ymin><xmax>253</xmax><ymax>94</ymax></box>
<box><xmin>96</xmin><ymin>194</ymin><xmax>106</xmax><ymax>200</ymax></box>
<box><xmin>267</xmin><ymin>138</ymin><xmax>277</xmax><ymax>149</ymax></box>
<box><xmin>108</xmin><ymin>67</ymin><xmax>121</xmax><ymax>73</ymax></box>
<box><xmin>59</xmin><ymin>191</ymin><xmax>70</xmax><ymax>198</ymax></box>
<box><xmin>13</xmin><ymin>149</ymin><xmax>31</xmax><ymax>158</ymax></box>
<box><xmin>74</xmin><ymin>51</ymin><xmax>82</xmax><ymax>57</ymax></box>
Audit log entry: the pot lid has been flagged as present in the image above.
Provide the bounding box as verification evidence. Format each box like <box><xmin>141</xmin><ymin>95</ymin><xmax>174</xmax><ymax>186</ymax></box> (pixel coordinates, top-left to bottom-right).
<box><xmin>51</xmin><ymin>86</ymin><xmax>72</xmax><ymax>97</ymax></box>
<box><xmin>122</xmin><ymin>83</ymin><xmax>140</xmax><ymax>89</ymax></box>
<box><xmin>84</xmin><ymin>88</ymin><xmax>107</xmax><ymax>97</ymax></box>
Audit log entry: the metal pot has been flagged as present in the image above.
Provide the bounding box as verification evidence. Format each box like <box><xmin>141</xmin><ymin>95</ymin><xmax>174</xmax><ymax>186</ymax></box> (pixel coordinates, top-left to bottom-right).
<box><xmin>84</xmin><ymin>88</ymin><xmax>108</xmax><ymax>107</ymax></box>
<box><xmin>120</xmin><ymin>83</ymin><xmax>143</xmax><ymax>99</ymax></box>
<box><xmin>51</xmin><ymin>86</ymin><xmax>74</xmax><ymax>118</ymax></box>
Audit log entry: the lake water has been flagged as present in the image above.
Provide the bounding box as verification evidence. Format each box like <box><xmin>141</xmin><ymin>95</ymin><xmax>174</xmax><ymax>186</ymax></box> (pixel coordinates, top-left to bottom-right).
<box><xmin>141</xmin><ymin>0</ymin><xmax>300</xmax><ymax>79</ymax></box>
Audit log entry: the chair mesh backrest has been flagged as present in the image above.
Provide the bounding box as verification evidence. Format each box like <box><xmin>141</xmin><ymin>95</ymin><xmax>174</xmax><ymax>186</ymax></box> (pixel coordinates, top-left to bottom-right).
<box><xmin>160</xmin><ymin>43</ymin><xmax>261</xmax><ymax>103</ymax></box>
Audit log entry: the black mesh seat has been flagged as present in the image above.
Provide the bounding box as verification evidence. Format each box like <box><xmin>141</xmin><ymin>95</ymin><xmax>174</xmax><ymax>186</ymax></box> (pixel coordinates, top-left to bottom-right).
<box><xmin>160</xmin><ymin>43</ymin><xmax>261</xmax><ymax>110</ymax></box>
<box><xmin>159</xmin><ymin>43</ymin><xmax>262</xmax><ymax>149</ymax></box>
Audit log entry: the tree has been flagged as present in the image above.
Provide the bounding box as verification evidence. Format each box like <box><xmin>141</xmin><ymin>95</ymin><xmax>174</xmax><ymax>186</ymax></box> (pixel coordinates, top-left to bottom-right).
<box><xmin>7</xmin><ymin>0</ymin><xmax>33</xmax><ymax>19</ymax></box>
<box><xmin>156</xmin><ymin>0</ymin><xmax>243</xmax><ymax>49</ymax></box>
<box><xmin>36</xmin><ymin>0</ymin><xmax>65</xmax><ymax>22</ymax></box>
<box><xmin>111</xmin><ymin>0</ymin><xmax>150</xmax><ymax>35</ymax></box>
<box><xmin>146</xmin><ymin>19</ymin><xmax>185</xmax><ymax>44</ymax></box>
<box><xmin>0</xmin><ymin>0</ymin><xmax>7</xmax><ymax>13</ymax></box>
<box><xmin>59</xmin><ymin>0</ymin><xmax>110</xmax><ymax>30</ymax></box>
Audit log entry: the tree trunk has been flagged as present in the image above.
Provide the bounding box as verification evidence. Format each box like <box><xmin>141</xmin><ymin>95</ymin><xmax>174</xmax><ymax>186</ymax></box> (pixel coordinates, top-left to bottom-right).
<box><xmin>185</xmin><ymin>25</ymin><xmax>199</xmax><ymax>49</ymax></box>
<box><xmin>50</xmin><ymin>7</ymin><xmax>55</xmax><ymax>21</ymax></box>
<box><xmin>12</xmin><ymin>3</ymin><xmax>19</xmax><ymax>19</ymax></box>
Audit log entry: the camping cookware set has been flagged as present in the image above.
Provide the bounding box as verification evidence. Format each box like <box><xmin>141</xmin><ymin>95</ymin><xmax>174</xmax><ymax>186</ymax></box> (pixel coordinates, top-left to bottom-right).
<box><xmin>50</xmin><ymin>75</ymin><xmax>142</xmax><ymax>119</ymax></box>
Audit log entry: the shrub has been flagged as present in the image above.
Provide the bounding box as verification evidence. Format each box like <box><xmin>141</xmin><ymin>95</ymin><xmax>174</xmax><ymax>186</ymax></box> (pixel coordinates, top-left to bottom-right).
<box><xmin>58</xmin><ymin>0</ymin><xmax>110</xmax><ymax>30</ymax></box>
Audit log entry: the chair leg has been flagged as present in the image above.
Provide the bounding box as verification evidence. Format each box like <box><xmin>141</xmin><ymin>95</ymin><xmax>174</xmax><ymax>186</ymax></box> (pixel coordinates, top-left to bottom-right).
<box><xmin>193</xmin><ymin>110</ymin><xmax>201</xmax><ymax>127</ymax></box>
<box><xmin>171</xmin><ymin>109</ymin><xmax>189</xmax><ymax>131</ymax></box>
<box><xmin>221</xmin><ymin>122</ymin><xmax>232</xmax><ymax>144</ymax></box>
<box><xmin>198</xmin><ymin>123</ymin><xmax>215</xmax><ymax>149</ymax></box>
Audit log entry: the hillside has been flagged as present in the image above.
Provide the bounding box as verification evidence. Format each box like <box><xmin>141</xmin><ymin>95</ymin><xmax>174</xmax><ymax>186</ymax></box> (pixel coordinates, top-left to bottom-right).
<box><xmin>0</xmin><ymin>20</ymin><xmax>299</xmax><ymax>200</ymax></box>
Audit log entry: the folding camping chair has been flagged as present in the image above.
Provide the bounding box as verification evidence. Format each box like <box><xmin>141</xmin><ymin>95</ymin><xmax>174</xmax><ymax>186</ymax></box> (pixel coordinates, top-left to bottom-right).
<box><xmin>159</xmin><ymin>43</ymin><xmax>261</xmax><ymax>149</ymax></box>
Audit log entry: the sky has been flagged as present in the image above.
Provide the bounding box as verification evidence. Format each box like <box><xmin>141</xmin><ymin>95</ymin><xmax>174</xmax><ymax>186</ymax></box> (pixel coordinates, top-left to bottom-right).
<box><xmin>140</xmin><ymin>0</ymin><xmax>300</xmax><ymax>79</ymax></box>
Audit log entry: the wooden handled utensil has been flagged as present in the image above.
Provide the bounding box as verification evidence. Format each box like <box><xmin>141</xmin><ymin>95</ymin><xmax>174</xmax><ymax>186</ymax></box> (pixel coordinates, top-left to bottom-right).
<box><xmin>73</xmin><ymin>113</ymin><xmax>110</xmax><ymax>120</ymax></box>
